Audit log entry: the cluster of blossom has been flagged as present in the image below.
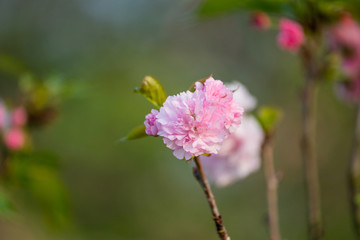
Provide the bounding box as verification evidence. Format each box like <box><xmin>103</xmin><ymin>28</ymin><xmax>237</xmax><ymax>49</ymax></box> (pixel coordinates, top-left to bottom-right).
<box><xmin>330</xmin><ymin>13</ymin><xmax>360</xmax><ymax>103</ymax></box>
<box><xmin>251</xmin><ymin>11</ymin><xmax>360</xmax><ymax>103</ymax></box>
<box><xmin>200</xmin><ymin>82</ymin><xmax>264</xmax><ymax>187</ymax></box>
<box><xmin>0</xmin><ymin>100</ymin><xmax>27</xmax><ymax>151</ymax></box>
<box><xmin>251</xmin><ymin>12</ymin><xmax>305</xmax><ymax>52</ymax></box>
<box><xmin>144</xmin><ymin>77</ymin><xmax>244</xmax><ymax>160</ymax></box>
<box><xmin>144</xmin><ymin>77</ymin><xmax>264</xmax><ymax>187</ymax></box>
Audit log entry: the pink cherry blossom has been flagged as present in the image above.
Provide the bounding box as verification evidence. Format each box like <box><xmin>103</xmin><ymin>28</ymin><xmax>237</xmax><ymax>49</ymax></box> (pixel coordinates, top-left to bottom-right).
<box><xmin>277</xmin><ymin>18</ymin><xmax>305</xmax><ymax>52</ymax></box>
<box><xmin>250</xmin><ymin>11</ymin><xmax>271</xmax><ymax>30</ymax></box>
<box><xmin>4</xmin><ymin>128</ymin><xmax>26</xmax><ymax>151</ymax></box>
<box><xmin>200</xmin><ymin>116</ymin><xmax>264</xmax><ymax>187</ymax></box>
<box><xmin>226</xmin><ymin>82</ymin><xmax>257</xmax><ymax>111</ymax></box>
<box><xmin>144</xmin><ymin>109</ymin><xmax>159</xmax><ymax>136</ymax></box>
<box><xmin>153</xmin><ymin>77</ymin><xmax>244</xmax><ymax>160</ymax></box>
<box><xmin>11</xmin><ymin>106</ymin><xmax>27</xmax><ymax>127</ymax></box>
<box><xmin>330</xmin><ymin>13</ymin><xmax>360</xmax><ymax>79</ymax></box>
<box><xmin>335</xmin><ymin>79</ymin><xmax>360</xmax><ymax>104</ymax></box>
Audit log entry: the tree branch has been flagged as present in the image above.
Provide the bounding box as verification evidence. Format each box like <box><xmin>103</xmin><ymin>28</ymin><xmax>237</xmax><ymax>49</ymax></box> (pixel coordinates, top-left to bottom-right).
<box><xmin>193</xmin><ymin>156</ymin><xmax>230</xmax><ymax>240</ymax></box>
<box><xmin>262</xmin><ymin>134</ymin><xmax>281</xmax><ymax>240</ymax></box>
<box><xmin>349</xmin><ymin>101</ymin><xmax>360</xmax><ymax>238</ymax></box>
<box><xmin>300</xmin><ymin>43</ymin><xmax>324</xmax><ymax>240</ymax></box>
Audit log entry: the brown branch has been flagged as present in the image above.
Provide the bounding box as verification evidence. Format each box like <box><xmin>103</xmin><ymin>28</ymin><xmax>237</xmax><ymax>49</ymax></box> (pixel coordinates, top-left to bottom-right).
<box><xmin>0</xmin><ymin>146</ymin><xmax>8</xmax><ymax>178</ymax></box>
<box><xmin>262</xmin><ymin>134</ymin><xmax>281</xmax><ymax>240</ymax></box>
<box><xmin>193</xmin><ymin>156</ymin><xmax>230</xmax><ymax>240</ymax></box>
<box><xmin>300</xmin><ymin>43</ymin><xmax>324</xmax><ymax>240</ymax></box>
<box><xmin>349</xmin><ymin>101</ymin><xmax>360</xmax><ymax>238</ymax></box>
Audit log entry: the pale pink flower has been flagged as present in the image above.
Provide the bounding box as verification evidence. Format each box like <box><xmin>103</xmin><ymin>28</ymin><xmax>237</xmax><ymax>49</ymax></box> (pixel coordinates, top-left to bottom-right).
<box><xmin>250</xmin><ymin>11</ymin><xmax>271</xmax><ymax>30</ymax></box>
<box><xmin>226</xmin><ymin>82</ymin><xmax>257</xmax><ymax>111</ymax></box>
<box><xmin>4</xmin><ymin>128</ymin><xmax>25</xmax><ymax>151</ymax></box>
<box><xmin>278</xmin><ymin>18</ymin><xmax>305</xmax><ymax>52</ymax></box>
<box><xmin>11</xmin><ymin>107</ymin><xmax>27</xmax><ymax>127</ymax></box>
<box><xmin>330</xmin><ymin>13</ymin><xmax>360</xmax><ymax>78</ymax></box>
<box><xmin>200</xmin><ymin>116</ymin><xmax>264</xmax><ymax>187</ymax></box>
<box><xmin>154</xmin><ymin>77</ymin><xmax>244</xmax><ymax>160</ymax></box>
<box><xmin>335</xmin><ymin>79</ymin><xmax>360</xmax><ymax>103</ymax></box>
<box><xmin>144</xmin><ymin>109</ymin><xmax>159</xmax><ymax>136</ymax></box>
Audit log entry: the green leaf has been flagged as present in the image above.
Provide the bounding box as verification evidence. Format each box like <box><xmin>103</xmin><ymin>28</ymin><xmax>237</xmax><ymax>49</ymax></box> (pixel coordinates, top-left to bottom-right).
<box><xmin>256</xmin><ymin>106</ymin><xmax>283</xmax><ymax>134</ymax></box>
<box><xmin>188</xmin><ymin>74</ymin><xmax>212</xmax><ymax>92</ymax></box>
<box><xmin>134</xmin><ymin>76</ymin><xmax>167</xmax><ymax>108</ymax></box>
<box><xmin>121</xmin><ymin>125</ymin><xmax>148</xmax><ymax>141</ymax></box>
<box><xmin>0</xmin><ymin>189</ymin><xmax>15</xmax><ymax>216</ymax></box>
<box><xmin>198</xmin><ymin>0</ymin><xmax>290</xmax><ymax>16</ymax></box>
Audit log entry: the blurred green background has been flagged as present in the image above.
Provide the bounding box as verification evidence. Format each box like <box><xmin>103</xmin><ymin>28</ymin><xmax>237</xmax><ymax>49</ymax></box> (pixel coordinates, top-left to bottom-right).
<box><xmin>0</xmin><ymin>0</ymin><xmax>355</xmax><ymax>239</ymax></box>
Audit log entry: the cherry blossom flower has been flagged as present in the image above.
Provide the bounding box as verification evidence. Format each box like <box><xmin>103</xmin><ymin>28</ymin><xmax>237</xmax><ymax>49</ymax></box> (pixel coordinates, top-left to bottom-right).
<box><xmin>200</xmin><ymin>116</ymin><xmax>264</xmax><ymax>187</ymax></box>
<box><xmin>250</xmin><ymin>11</ymin><xmax>271</xmax><ymax>30</ymax></box>
<box><xmin>278</xmin><ymin>18</ymin><xmax>305</xmax><ymax>52</ymax></box>
<box><xmin>200</xmin><ymin>81</ymin><xmax>263</xmax><ymax>187</ymax></box>
<box><xmin>226</xmin><ymin>82</ymin><xmax>257</xmax><ymax>111</ymax></box>
<box><xmin>335</xmin><ymin>79</ymin><xmax>360</xmax><ymax>104</ymax></box>
<box><xmin>4</xmin><ymin>128</ymin><xmax>25</xmax><ymax>151</ymax></box>
<box><xmin>330</xmin><ymin>13</ymin><xmax>360</xmax><ymax>79</ymax></box>
<box><xmin>11</xmin><ymin>106</ymin><xmax>27</xmax><ymax>127</ymax></box>
<box><xmin>146</xmin><ymin>77</ymin><xmax>244</xmax><ymax>160</ymax></box>
<box><xmin>144</xmin><ymin>109</ymin><xmax>159</xmax><ymax>136</ymax></box>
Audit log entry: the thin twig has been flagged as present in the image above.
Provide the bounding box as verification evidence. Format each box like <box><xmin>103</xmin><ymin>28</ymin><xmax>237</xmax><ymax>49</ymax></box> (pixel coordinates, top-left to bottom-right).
<box><xmin>0</xmin><ymin>146</ymin><xmax>8</xmax><ymax>178</ymax></box>
<box><xmin>193</xmin><ymin>156</ymin><xmax>230</xmax><ymax>240</ymax></box>
<box><xmin>300</xmin><ymin>42</ymin><xmax>324</xmax><ymax>240</ymax></box>
<box><xmin>349</xmin><ymin>101</ymin><xmax>360</xmax><ymax>238</ymax></box>
<box><xmin>262</xmin><ymin>134</ymin><xmax>281</xmax><ymax>240</ymax></box>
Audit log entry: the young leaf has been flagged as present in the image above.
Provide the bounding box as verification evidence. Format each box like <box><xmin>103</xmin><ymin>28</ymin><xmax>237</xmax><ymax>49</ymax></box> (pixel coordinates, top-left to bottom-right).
<box><xmin>256</xmin><ymin>106</ymin><xmax>283</xmax><ymax>134</ymax></box>
<box><xmin>121</xmin><ymin>125</ymin><xmax>147</xmax><ymax>141</ymax></box>
<box><xmin>134</xmin><ymin>76</ymin><xmax>167</xmax><ymax>108</ymax></box>
<box><xmin>188</xmin><ymin>74</ymin><xmax>213</xmax><ymax>92</ymax></box>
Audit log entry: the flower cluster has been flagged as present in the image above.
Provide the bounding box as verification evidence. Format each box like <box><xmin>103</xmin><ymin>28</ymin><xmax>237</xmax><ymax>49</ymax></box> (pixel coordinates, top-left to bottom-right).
<box><xmin>200</xmin><ymin>82</ymin><xmax>264</xmax><ymax>187</ymax></box>
<box><xmin>0</xmin><ymin>101</ymin><xmax>27</xmax><ymax>151</ymax></box>
<box><xmin>330</xmin><ymin>14</ymin><xmax>360</xmax><ymax>103</ymax></box>
<box><xmin>144</xmin><ymin>77</ymin><xmax>244</xmax><ymax>160</ymax></box>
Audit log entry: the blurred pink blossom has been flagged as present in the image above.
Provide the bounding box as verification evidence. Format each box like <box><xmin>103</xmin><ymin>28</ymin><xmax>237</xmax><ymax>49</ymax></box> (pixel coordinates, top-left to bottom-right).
<box><xmin>11</xmin><ymin>106</ymin><xmax>27</xmax><ymax>127</ymax></box>
<box><xmin>226</xmin><ymin>82</ymin><xmax>257</xmax><ymax>111</ymax></box>
<box><xmin>335</xmin><ymin>79</ymin><xmax>360</xmax><ymax>104</ymax></box>
<box><xmin>200</xmin><ymin>116</ymin><xmax>264</xmax><ymax>187</ymax></box>
<box><xmin>144</xmin><ymin>109</ymin><xmax>159</xmax><ymax>136</ymax></box>
<box><xmin>152</xmin><ymin>77</ymin><xmax>244</xmax><ymax>160</ymax></box>
<box><xmin>277</xmin><ymin>18</ymin><xmax>304</xmax><ymax>52</ymax></box>
<box><xmin>250</xmin><ymin>11</ymin><xmax>271</xmax><ymax>30</ymax></box>
<box><xmin>4</xmin><ymin>128</ymin><xmax>25</xmax><ymax>151</ymax></box>
<box><xmin>330</xmin><ymin>13</ymin><xmax>360</xmax><ymax>79</ymax></box>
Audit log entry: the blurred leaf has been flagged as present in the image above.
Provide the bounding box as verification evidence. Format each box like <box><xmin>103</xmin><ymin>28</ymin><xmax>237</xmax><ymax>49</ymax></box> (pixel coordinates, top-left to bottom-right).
<box><xmin>12</xmin><ymin>151</ymin><xmax>60</xmax><ymax>170</ymax></box>
<box><xmin>188</xmin><ymin>74</ymin><xmax>212</xmax><ymax>92</ymax></box>
<box><xmin>0</xmin><ymin>55</ymin><xmax>29</xmax><ymax>77</ymax></box>
<box><xmin>256</xmin><ymin>106</ymin><xmax>283</xmax><ymax>134</ymax></box>
<box><xmin>0</xmin><ymin>189</ymin><xmax>15</xmax><ymax>216</ymax></box>
<box><xmin>198</xmin><ymin>0</ymin><xmax>290</xmax><ymax>16</ymax></box>
<box><xmin>8</xmin><ymin>153</ymin><xmax>71</xmax><ymax>229</ymax></box>
<box><xmin>121</xmin><ymin>125</ymin><xmax>147</xmax><ymax>141</ymax></box>
<box><xmin>134</xmin><ymin>76</ymin><xmax>167</xmax><ymax>108</ymax></box>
